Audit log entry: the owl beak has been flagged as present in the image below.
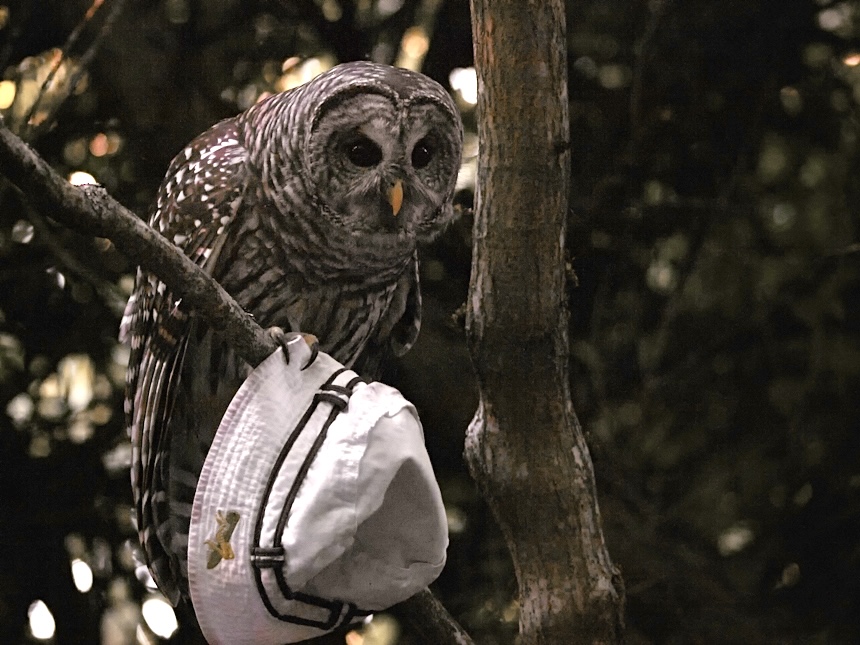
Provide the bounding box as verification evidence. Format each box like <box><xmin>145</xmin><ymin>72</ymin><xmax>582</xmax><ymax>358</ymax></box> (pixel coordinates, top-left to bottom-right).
<box><xmin>387</xmin><ymin>180</ymin><xmax>404</xmax><ymax>217</ymax></box>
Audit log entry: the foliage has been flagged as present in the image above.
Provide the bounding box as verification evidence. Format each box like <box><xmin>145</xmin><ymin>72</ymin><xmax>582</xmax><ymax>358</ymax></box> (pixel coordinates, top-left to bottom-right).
<box><xmin>567</xmin><ymin>1</ymin><xmax>860</xmax><ymax>641</ymax></box>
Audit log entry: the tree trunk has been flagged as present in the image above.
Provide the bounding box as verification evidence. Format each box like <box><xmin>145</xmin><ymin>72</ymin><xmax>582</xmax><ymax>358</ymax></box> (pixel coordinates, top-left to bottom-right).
<box><xmin>466</xmin><ymin>2</ymin><xmax>626</xmax><ymax>643</ymax></box>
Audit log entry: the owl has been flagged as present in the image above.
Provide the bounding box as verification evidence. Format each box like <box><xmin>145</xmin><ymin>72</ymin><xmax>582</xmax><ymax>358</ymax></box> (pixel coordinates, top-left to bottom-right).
<box><xmin>119</xmin><ymin>61</ymin><xmax>464</xmax><ymax>605</ymax></box>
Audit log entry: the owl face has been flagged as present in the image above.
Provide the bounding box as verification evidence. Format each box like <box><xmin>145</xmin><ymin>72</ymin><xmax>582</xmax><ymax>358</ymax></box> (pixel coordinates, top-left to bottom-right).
<box><xmin>302</xmin><ymin>65</ymin><xmax>463</xmax><ymax>243</ymax></box>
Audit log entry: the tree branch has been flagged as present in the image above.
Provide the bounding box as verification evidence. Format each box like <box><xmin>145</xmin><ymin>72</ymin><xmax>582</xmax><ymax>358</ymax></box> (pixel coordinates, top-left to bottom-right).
<box><xmin>0</xmin><ymin>117</ymin><xmax>471</xmax><ymax>644</ymax></box>
<box><xmin>24</xmin><ymin>202</ymin><xmax>129</xmax><ymax>317</ymax></box>
<box><xmin>390</xmin><ymin>589</ymin><xmax>474</xmax><ymax>644</ymax></box>
<box><xmin>0</xmin><ymin>118</ymin><xmax>275</xmax><ymax>367</ymax></box>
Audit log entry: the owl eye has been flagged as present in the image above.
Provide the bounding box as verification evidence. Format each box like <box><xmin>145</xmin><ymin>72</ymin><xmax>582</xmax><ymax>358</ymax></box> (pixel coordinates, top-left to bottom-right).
<box><xmin>411</xmin><ymin>138</ymin><xmax>434</xmax><ymax>169</ymax></box>
<box><xmin>344</xmin><ymin>137</ymin><xmax>382</xmax><ymax>168</ymax></box>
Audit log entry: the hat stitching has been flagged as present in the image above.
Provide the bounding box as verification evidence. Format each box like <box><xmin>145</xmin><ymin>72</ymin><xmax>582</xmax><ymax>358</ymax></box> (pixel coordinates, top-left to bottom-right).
<box><xmin>249</xmin><ymin>366</ymin><xmax>372</xmax><ymax>629</ymax></box>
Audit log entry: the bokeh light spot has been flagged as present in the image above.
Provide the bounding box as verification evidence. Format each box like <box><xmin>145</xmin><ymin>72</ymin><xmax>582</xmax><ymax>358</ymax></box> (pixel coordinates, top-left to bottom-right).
<box><xmin>142</xmin><ymin>595</ymin><xmax>178</xmax><ymax>639</ymax></box>
<box><xmin>0</xmin><ymin>79</ymin><xmax>15</xmax><ymax>109</ymax></box>
<box><xmin>89</xmin><ymin>132</ymin><xmax>109</xmax><ymax>157</ymax></box>
<box><xmin>6</xmin><ymin>392</ymin><xmax>34</xmax><ymax>424</ymax></box>
<box><xmin>28</xmin><ymin>600</ymin><xmax>55</xmax><ymax>640</ymax></box>
<box><xmin>59</xmin><ymin>353</ymin><xmax>95</xmax><ymax>411</ymax></box>
<box><xmin>63</xmin><ymin>137</ymin><xmax>88</xmax><ymax>165</ymax></box>
<box><xmin>818</xmin><ymin>6</ymin><xmax>851</xmax><ymax>34</ymax></box>
<box><xmin>377</xmin><ymin>0</ymin><xmax>404</xmax><ymax>17</ymax></box>
<box><xmin>347</xmin><ymin>614</ymin><xmax>398</xmax><ymax>645</ymax></box>
<box><xmin>402</xmin><ymin>26</ymin><xmax>429</xmax><ymax>59</ymax></box>
<box><xmin>449</xmin><ymin>67</ymin><xmax>478</xmax><ymax>105</ymax></box>
<box><xmin>396</xmin><ymin>27</ymin><xmax>429</xmax><ymax>71</ymax></box>
<box><xmin>598</xmin><ymin>63</ymin><xmax>631</xmax><ymax>89</ymax></box>
<box><xmin>779</xmin><ymin>562</ymin><xmax>801</xmax><ymax>588</ymax></box>
<box><xmin>717</xmin><ymin>523</ymin><xmax>754</xmax><ymax>556</ymax></box>
<box><xmin>11</xmin><ymin>219</ymin><xmax>34</xmax><ymax>243</ymax></box>
<box><xmin>779</xmin><ymin>86</ymin><xmax>802</xmax><ymax>116</ymax></box>
<box><xmin>69</xmin><ymin>170</ymin><xmax>97</xmax><ymax>185</ymax></box>
<box><xmin>446</xmin><ymin>505</ymin><xmax>467</xmax><ymax>534</ymax></box>
<box><xmin>72</xmin><ymin>558</ymin><xmax>94</xmax><ymax>593</ymax></box>
<box><xmin>321</xmin><ymin>0</ymin><xmax>342</xmax><ymax>22</ymax></box>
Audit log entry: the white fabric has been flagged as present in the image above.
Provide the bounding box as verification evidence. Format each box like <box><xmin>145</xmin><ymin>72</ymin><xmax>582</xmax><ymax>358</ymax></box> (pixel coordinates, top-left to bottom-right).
<box><xmin>187</xmin><ymin>336</ymin><xmax>448</xmax><ymax>645</ymax></box>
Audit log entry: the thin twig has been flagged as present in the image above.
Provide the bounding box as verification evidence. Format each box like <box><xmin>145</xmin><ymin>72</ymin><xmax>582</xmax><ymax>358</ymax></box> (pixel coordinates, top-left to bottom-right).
<box><xmin>629</xmin><ymin>0</ymin><xmax>674</xmax><ymax>135</ymax></box>
<box><xmin>23</xmin><ymin>0</ymin><xmax>107</xmax><ymax>132</ymax></box>
<box><xmin>67</xmin><ymin>0</ymin><xmax>129</xmax><ymax>101</ymax></box>
<box><xmin>24</xmin><ymin>202</ymin><xmax>128</xmax><ymax>317</ymax></box>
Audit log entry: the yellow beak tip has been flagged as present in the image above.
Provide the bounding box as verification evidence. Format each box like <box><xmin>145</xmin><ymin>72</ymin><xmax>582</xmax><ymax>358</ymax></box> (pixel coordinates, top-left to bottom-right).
<box><xmin>388</xmin><ymin>181</ymin><xmax>404</xmax><ymax>216</ymax></box>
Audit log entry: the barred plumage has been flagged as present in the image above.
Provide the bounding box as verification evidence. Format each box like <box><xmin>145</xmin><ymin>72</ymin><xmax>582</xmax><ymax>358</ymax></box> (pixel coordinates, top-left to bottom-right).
<box><xmin>120</xmin><ymin>62</ymin><xmax>463</xmax><ymax>605</ymax></box>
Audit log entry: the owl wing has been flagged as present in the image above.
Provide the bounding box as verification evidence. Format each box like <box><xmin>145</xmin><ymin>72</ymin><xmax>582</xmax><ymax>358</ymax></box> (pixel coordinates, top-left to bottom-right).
<box><xmin>119</xmin><ymin>117</ymin><xmax>249</xmax><ymax>604</ymax></box>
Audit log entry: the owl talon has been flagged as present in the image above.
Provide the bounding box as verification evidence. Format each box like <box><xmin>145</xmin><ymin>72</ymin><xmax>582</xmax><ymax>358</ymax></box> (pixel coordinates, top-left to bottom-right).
<box><xmin>301</xmin><ymin>335</ymin><xmax>319</xmax><ymax>371</ymax></box>
<box><xmin>267</xmin><ymin>327</ymin><xmax>319</xmax><ymax>369</ymax></box>
<box><xmin>266</xmin><ymin>326</ymin><xmax>290</xmax><ymax>364</ymax></box>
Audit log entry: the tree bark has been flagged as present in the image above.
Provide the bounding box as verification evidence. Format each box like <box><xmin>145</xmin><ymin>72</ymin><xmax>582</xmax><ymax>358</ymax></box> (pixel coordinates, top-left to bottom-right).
<box><xmin>466</xmin><ymin>2</ymin><xmax>626</xmax><ymax>643</ymax></box>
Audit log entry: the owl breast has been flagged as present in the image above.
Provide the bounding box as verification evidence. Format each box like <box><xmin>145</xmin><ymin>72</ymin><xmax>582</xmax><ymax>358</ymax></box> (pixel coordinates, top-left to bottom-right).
<box><xmin>212</xmin><ymin>193</ymin><xmax>415</xmax><ymax>374</ymax></box>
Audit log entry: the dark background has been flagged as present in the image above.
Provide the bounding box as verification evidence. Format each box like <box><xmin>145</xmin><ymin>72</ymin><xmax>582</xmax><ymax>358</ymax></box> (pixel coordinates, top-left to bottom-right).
<box><xmin>1</xmin><ymin>1</ymin><xmax>859</xmax><ymax>643</ymax></box>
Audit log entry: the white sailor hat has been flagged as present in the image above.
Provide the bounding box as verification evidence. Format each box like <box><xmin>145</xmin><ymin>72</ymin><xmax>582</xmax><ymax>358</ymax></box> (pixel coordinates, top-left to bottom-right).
<box><xmin>187</xmin><ymin>334</ymin><xmax>448</xmax><ymax>644</ymax></box>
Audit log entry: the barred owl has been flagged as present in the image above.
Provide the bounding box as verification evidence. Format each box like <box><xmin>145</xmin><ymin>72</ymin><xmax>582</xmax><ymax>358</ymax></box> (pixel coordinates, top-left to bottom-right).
<box><xmin>120</xmin><ymin>62</ymin><xmax>463</xmax><ymax>605</ymax></box>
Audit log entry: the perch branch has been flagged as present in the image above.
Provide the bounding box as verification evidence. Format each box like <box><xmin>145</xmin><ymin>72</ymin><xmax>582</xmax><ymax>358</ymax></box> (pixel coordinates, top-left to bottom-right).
<box><xmin>0</xmin><ymin>118</ymin><xmax>275</xmax><ymax>367</ymax></box>
<box><xmin>389</xmin><ymin>589</ymin><xmax>474</xmax><ymax>645</ymax></box>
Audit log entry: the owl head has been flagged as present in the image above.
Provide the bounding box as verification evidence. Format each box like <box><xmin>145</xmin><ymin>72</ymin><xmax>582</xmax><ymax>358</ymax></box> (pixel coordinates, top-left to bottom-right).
<box><xmin>245</xmin><ymin>62</ymin><xmax>464</xmax><ymax>246</ymax></box>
